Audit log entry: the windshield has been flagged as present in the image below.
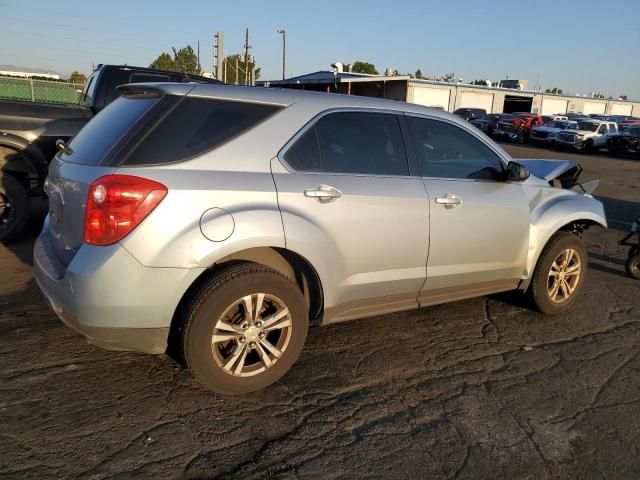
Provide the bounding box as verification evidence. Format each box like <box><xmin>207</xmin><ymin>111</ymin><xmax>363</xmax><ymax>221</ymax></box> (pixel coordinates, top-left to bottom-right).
<box><xmin>548</xmin><ymin>121</ymin><xmax>568</xmax><ymax>129</ymax></box>
<box><xmin>566</xmin><ymin>123</ymin><xmax>578</xmax><ymax>130</ymax></box>
<box><xmin>577</xmin><ymin>122</ymin><xmax>599</xmax><ymax>132</ymax></box>
<box><xmin>628</xmin><ymin>127</ymin><xmax>640</xmax><ymax>135</ymax></box>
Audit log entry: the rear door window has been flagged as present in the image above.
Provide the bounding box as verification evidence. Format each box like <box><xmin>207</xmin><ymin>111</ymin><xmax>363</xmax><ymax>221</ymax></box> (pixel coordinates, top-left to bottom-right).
<box><xmin>315</xmin><ymin>111</ymin><xmax>409</xmax><ymax>176</ymax></box>
<box><xmin>122</xmin><ymin>98</ymin><xmax>281</xmax><ymax>165</ymax></box>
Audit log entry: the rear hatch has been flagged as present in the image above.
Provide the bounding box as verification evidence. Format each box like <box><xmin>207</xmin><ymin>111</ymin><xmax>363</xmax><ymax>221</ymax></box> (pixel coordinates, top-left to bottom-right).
<box><xmin>44</xmin><ymin>91</ymin><xmax>163</xmax><ymax>266</ymax></box>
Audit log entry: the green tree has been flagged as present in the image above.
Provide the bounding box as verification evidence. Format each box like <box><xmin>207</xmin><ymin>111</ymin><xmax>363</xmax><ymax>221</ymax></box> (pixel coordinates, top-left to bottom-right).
<box><xmin>69</xmin><ymin>71</ymin><xmax>87</xmax><ymax>85</ymax></box>
<box><xmin>545</xmin><ymin>87</ymin><xmax>563</xmax><ymax>94</ymax></box>
<box><xmin>223</xmin><ymin>54</ymin><xmax>261</xmax><ymax>84</ymax></box>
<box><xmin>149</xmin><ymin>46</ymin><xmax>202</xmax><ymax>75</ymax></box>
<box><xmin>414</xmin><ymin>69</ymin><xmax>424</xmax><ymax>79</ymax></box>
<box><xmin>149</xmin><ymin>52</ymin><xmax>175</xmax><ymax>71</ymax></box>
<box><xmin>351</xmin><ymin>61</ymin><xmax>378</xmax><ymax>75</ymax></box>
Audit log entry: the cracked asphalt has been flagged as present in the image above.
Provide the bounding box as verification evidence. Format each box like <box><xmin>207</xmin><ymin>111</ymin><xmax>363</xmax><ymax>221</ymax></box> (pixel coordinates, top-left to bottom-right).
<box><xmin>1</xmin><ymin>144</ymin><xmax>639</xmax><ymax>479</ymax></box>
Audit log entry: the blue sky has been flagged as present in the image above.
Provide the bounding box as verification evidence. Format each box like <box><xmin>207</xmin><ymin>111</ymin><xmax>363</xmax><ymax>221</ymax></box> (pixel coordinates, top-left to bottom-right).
<box><xmin>2</xmin><ymin>0</ymin><xmax>639</xmax><ymax>99</ymax></box>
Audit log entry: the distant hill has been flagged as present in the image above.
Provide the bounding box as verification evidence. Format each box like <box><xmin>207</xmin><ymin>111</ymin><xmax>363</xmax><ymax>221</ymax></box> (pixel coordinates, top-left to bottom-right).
<box><xmin>0</xmin><ymin>65</ymin><xmax>61</xmax><ymax>76</ymax></box>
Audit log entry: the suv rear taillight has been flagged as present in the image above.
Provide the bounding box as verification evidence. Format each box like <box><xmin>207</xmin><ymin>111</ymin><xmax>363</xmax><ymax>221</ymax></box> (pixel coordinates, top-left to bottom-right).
<box><xmin>84</xmin><ymin>174</ymin><xmax>167</xmax><ymax>246</ymax></box>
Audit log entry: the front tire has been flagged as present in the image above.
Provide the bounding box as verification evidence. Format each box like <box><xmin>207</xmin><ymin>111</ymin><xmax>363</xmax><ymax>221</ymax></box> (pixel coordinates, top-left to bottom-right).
<box><xmin>582</xmin><ymin>139</ymin><xmax>594</xmax><ymax>154</ymax></box>
<box><xmin>529</xmin><ymin>232</ymin><xmax>588</xmax><ymax>314</ymax></box>
<box><xmin>180</xmin><ymin>262</ymin><xmax>309</xmax><ymax>395</ymax></box>
<box><xmin>0</xmin><ymin>173</ymin><xmax>31</xmax><ymax>244</ymax></box>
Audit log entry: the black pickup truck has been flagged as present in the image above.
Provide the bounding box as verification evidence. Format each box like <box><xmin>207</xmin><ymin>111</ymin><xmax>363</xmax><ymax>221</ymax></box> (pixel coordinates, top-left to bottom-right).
<box><xmin>0</xmin><ymin>64</ymin><xmax>220</xmax><ymax>242</ymax></box>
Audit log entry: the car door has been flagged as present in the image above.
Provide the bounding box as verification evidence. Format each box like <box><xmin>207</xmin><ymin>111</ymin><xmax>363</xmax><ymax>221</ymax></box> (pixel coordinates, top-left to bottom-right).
<box><xmin>272</xmin><ymin>110</ymin><xmax>430</xmax><ymax>321</ymax></box>
<box><xmin>406</xmin><ymin>115</ymin><xmax>530</xmax><ymax>301</ymax></box>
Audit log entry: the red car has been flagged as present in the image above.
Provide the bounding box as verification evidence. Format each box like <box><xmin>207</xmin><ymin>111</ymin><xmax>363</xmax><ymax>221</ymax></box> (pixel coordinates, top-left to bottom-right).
<box><xmin>493</xmin><ymin>113</ymin><xmax>547</xmax><ymax>143</ymax></box>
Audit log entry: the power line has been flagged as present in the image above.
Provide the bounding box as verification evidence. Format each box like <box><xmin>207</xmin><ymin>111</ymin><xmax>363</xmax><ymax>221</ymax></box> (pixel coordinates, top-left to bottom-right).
<box><xmin>1</xmin><ymin>28</ymin><xmax>168</xmax><ymax>54</ymax></box>
<box><xmin>2</xmin><ymin>7</ymin><xmax>207</xmax><ymax>37</ymax></box>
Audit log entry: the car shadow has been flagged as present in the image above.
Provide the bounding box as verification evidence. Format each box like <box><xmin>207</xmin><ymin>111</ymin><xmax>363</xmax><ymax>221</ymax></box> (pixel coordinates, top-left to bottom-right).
<box><xmin>596</xmin><ymin>196</ymin><xmax>639</xmax><ymax>232</ymax></box>
<box><xmin>2</xmin><ymin>198</ymin><xmax>47</xmax><ymax>267</ymax></box>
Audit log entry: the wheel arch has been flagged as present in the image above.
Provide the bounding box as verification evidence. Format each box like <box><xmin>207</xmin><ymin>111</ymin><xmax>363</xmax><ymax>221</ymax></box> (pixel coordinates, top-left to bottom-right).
<box><xmin>519</xmin><ymin>214</ymin><xmax>606</xmax><ymax>291</ymax></box>
<box><xmin>167</xmin><ymin>246</ymin><xmax>324</xmax><ymax>357</ymax></box>
<box><xmin>0</xmin><ymin>134</ymin><xmax>49</xmax><ymax>192</ymax></box>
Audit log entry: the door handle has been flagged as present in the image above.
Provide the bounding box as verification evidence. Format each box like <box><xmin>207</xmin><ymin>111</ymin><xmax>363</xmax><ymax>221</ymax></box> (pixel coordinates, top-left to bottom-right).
<box><xmin>435</xmin><ymin>193</ymin><xmax>461</xmax><ymax>208</ymax></box>
<box><xmin>304</xmin><ymin>185</ymin><xmax>342</xmax><ymax>203</ymax></box>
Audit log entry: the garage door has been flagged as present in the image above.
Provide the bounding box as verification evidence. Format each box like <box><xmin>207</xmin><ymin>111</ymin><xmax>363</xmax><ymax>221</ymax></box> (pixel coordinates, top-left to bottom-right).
<box><xmin>583</xmin><ymin>101</ymin><xmax>606</xmax><ymax>114</ymax></box>
<box><xmin>610</xmin><ymin>103</ymin><xmax>632</xmax><ymax>115</ymax></box>
<box><xmin>411</xmin><ymin>86</ymin><xmax>451</xmax><ymax>110</ymax></box>
<box><xmin>541</xmin><ymin>98</ymin><xmax>568</xmax><ymax>115</ymax></box>
<box><xmin>459</xmin><ymin>92</ymin><xmax>494</xmax><ymax>113</ymax></box>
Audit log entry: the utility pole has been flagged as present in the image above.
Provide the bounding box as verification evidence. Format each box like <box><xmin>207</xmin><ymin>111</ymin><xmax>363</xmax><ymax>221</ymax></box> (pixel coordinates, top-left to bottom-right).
<box><xmin>214</xmin><ymin>32</ymin><xmax>224</xmax><ymax>81</ymax></box>
<box><xmin>277</xmin><ymin>28</ymin><xmax>286</xmax><ymax>80</ymax></box>
<box><xmin>197</xmin><ymin>40</ymin><xmax>200</xmax><ymax>70</ymax></box>
<box><xmin>243</xmin><ymin>27</ymin><xmax>251</xmax><ymax>85</ymax></box>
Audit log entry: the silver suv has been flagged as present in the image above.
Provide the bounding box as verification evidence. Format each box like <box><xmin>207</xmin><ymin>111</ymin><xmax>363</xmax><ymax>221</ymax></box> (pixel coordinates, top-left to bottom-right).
<box><xmin>34</xmin><ymin>84</ymin><xmax>606</xmax><ymax>394</ymax></box>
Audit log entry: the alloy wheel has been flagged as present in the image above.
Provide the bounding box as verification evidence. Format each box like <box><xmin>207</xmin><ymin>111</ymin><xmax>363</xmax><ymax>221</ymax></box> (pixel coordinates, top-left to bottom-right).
<box><xmin>211</xmin><ymin>293</ymin><xmax>292</xmax><ymax>377</ymax></box>
<box><xmin>547</xmin><ymin>248</ymin><xmax>582</xmax><ymax>303</ymax></box>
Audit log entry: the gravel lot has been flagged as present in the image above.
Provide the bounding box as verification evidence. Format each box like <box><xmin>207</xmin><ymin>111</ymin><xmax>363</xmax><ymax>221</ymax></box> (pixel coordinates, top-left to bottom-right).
<box><xmin>1</xmin><ymin>143</ymin><xmax>639</xmax><ymax>479</ymax></box>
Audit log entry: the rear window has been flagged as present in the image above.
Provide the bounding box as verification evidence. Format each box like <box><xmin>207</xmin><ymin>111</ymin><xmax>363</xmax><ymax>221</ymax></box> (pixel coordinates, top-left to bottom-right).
<box><xmin>123</xmin><ymin>97</ymin><xmax>281</xmax><ymax>165</ymax></box>
<box><xmin>63</xmin><ymin>96</ymin><xmax>158</xmax><ymax>165</ymax></box>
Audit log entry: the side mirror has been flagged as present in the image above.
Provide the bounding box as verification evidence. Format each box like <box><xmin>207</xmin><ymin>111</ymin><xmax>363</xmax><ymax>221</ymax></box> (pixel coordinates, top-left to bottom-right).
<box><xmin>506</xmin><ymin>161</ymin><xmax>530</xmax><ymax>182</ymax></box>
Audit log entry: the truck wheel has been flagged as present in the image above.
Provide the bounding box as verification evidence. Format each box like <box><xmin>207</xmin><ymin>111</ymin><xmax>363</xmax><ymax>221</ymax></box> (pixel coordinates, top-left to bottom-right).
<box><xmin>529</xmin><ymin>232</ymin><xmax>588</xmax><ymax>314</ymax></box>
<box><xmin>626</xmin><ymin>249</ymin><xmax>640</xmax><ymax>280</ymax></box>
<box><xmin>583</xmin><ymin>139</ymin><xmax>594</xmax><ymax>154</ymax></box>
<box><xmin>179</xmin><ymin>262</ymin><xmax>309</xmax><ymax>395</ymax></box>
<box><xmin>0</xmin><ymin>173</ymin><xmax>31</xmax><ymax>244</ymax></box>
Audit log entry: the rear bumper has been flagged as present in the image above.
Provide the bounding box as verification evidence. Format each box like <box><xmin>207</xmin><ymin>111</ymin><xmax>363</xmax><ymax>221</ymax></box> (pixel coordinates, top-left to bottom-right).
<box><xmin>33</xmin><ymin>223</ymin><xmax>204</xmax><ymax>354</ymax></box>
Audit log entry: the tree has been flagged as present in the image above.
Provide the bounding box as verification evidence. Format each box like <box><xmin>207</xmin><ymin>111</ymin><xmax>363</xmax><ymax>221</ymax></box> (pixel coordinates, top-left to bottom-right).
<box><xmin>414</xmin><ymin>69</ymin><xmax>424</xmax><ymax>79</ymax></box>
<box><xmin>69</xmin><ymin>71</ymin><xmax>87</xmax><ymax>85</ymax></box>
<box><xmin>440</xmin><ymin>73</ymin><xmax>456</xmax><ymax>83</ymax></box>
<box><xmin>471</xmin><ymin>79</ymin><xmax>488</xmax><ymax>86</ymax></box>
<box><xmin>149</xmin><ymin>45</ymin><xmax>202</xmax><ymax>75</ymax></box>
<box><xmin>545</xmin><ymin>87</ymin><xmax>563</xmax><ymax>94</ymax></box>
<box><xmin>351</xmin><ymin>61</ymin><xmax>378</xmax><ymax>75</ymax></box>
<box><xmin>223</xmin><ymin>54</ymin><xmax>261</xmax><ymax>84</ymax></box>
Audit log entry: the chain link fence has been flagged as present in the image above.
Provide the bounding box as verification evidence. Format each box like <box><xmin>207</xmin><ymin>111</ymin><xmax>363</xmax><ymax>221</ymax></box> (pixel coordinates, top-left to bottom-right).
<box><xmin>0</xmin><ymin>76</ymin><xmax>85</xmax><ymax>104</ymax></box>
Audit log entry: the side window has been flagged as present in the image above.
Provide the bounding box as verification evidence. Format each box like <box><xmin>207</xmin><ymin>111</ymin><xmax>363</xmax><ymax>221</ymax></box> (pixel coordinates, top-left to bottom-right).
<box><xmin>408</xmin><ymin>116</ymin><xmax>504</xmax><ymax>180</ymax></box>
<box><xmin>283</xmin><ymin>127</ymin><xmax>322</xmax><ymax>171</ymax></box>
<box><xmin>597</xmin><ymin>124</ymin><xmax>608</xmax><ymax>134</ymax></box>
<box><xmin>123</xmin><ymin>98</ymin><xmax>281</xmax><ymax>165</ymax></box>
<box><xmin>315</xmin><ymin>112</ymin><xmax>409</xmax><ymax>176</ymax></box>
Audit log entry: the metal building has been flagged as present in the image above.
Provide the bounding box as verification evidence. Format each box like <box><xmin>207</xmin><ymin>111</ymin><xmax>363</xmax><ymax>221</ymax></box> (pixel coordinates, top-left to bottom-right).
<box><xmin>258</xmin><ymin>71</ymin><xmax>640</xmax><ymax>116</ymax></box>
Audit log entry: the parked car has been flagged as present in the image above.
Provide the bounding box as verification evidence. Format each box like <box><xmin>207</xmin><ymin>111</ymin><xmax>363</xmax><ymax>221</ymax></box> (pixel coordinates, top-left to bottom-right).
<box><xmin>493</xmin><ymin>113</ymin><xmax>546</xmax><ymax>143</ymax></box>
<box><xmin>619</xmin><ymin>119</ymin><xmax>640</xmax><ymax>132</ymax></box>
<box><xmin>607</xmin><ymin>125</ymin><xmax>640</xmax><ymax>159</ymax></box>
<box><xmin>0</xmin><ymin>64</ymin><xmax>221</xmax><ymax>243</ymax></box>
<box><xmin>469</xmin><ymin>113</ymin><xmax>512</xmax><ymax>136</ymax></box>
<box><xmin>530</xmin><ymin>120</ymin><xmax>577</xmax><ymax>144</ymax></box>
<box><xmin>566</xmin><ymin>112</ymin><xmax>589</xmax><ymax>120</ymax></box>
<box><xmin>555</xmin><ymin>119</ymin><xmax>618</xmax><ymax>152</ymax></box>
<box><xmin>453</xmin><ymin>107</ymin><xmax>487</xmax><ymax>121</ymax></box>
<box><xmin>34</xmin><ymin>84</ymin><xmax>606</xmax><ymax>394</ymax></box>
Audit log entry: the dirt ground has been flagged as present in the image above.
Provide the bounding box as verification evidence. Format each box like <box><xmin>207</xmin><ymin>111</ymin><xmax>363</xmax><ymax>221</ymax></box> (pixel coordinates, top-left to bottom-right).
<box><xmin>1</xmin><ymin>143</ymin><xmax>639</xmax><ymax>479</ymax></box>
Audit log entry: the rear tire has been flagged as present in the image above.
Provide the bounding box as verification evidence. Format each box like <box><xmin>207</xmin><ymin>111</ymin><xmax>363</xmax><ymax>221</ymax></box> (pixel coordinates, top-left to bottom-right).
<box><xmin>0</xmin><ymin>173</ymin><xmax>31</xmax><ymax>244</ymax></box>
<box><xmin>529</xmin><ymin>232</ymin><xmax>588</xmax><ymax>314</ymax></box>
<box><xmin>180</xmin><ymin>262</ymin><xmax>309</xmax><ymax>395</ymax></box>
